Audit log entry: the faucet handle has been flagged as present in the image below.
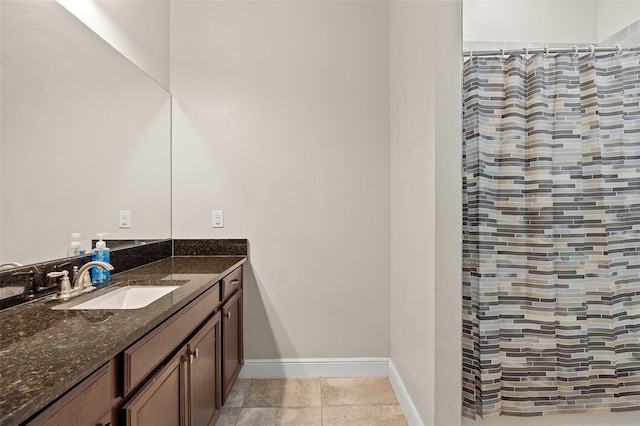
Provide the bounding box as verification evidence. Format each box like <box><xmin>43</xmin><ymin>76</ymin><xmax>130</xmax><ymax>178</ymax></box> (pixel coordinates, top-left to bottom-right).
<box><xmin>47</xmin><ymin>270</ymin><xmax>72</xmax><ymax>298</ymax></box>
<box><xmin>46</xmin><ymin>270</ymin><xmax>67</xmax><ymax>278</ymax></box>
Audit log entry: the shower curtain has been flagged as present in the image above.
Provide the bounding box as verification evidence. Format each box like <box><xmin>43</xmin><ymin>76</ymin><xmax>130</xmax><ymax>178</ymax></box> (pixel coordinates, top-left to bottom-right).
<box><xmin>462</xmin><ymin>50</ymin><xmax>640</xmax><ymax>418</ymax></box>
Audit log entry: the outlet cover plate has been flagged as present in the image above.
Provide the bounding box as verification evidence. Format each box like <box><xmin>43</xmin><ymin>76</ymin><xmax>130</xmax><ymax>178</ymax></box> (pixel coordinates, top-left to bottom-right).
<box><xmin>212</xmin><ymin>210</ymin><xmax>224</xmax><ymax>228</ymax></box>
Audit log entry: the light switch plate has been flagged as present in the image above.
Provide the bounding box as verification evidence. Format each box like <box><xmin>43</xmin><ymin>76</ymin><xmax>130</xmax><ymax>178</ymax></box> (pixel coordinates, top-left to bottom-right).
<box><xmin>212</xmin><ymin>210</ymin><xmax>224</xmax><ymax>228</ymax></box>
<box><xmin>119</xmin><ymin>210</ymin><xmax>131</xmax><ymax>229</ymax></box>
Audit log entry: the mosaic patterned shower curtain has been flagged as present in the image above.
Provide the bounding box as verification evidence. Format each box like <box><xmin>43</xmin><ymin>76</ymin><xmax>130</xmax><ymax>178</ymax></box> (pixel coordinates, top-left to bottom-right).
<box><xmin>462</xmin><ymin>51</ymin><xmax>640</xmax><ymax>419</ymax></box>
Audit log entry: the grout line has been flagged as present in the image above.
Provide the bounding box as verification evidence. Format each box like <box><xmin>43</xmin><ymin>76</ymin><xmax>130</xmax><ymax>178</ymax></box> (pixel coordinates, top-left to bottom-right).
<box><xmin>320</xmin><ymin>377</ymin><xmax>324</xmax><ymax>426</ymax></box>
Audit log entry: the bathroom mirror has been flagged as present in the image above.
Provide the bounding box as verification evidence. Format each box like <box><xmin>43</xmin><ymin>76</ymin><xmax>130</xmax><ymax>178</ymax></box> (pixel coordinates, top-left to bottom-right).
<box><xmin>0</xmin><ymin>1</ymin><xmax>171</xmax><ymax>266</ymax></box>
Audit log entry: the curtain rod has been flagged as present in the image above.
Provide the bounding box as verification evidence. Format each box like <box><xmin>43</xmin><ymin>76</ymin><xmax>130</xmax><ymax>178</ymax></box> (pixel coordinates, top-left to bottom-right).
<box><xmin>463</xmin><ymin>44</ymin><xmax>640</xmax><ymax>58</ymax></box>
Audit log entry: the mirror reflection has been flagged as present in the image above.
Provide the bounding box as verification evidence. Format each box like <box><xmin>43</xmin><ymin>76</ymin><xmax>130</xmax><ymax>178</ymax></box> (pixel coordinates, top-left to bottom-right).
<box><xmin>0</xmin><ymin>1</ymin><xmax>172</xmax><ymax>266</ymax></box>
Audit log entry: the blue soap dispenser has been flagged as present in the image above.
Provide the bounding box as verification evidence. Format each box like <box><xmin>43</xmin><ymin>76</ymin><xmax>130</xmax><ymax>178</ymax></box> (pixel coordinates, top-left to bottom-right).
<box><xmin>91</xmin><ymin>233</ymin><xmax>111</xmax><ymax>284</ymax></box>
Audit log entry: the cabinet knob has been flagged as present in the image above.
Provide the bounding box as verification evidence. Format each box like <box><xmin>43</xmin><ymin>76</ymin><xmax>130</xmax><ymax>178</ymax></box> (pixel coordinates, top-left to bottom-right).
<box><xmin>226</xmin><ymin>312</ymin><xmax>231</xmax><ymax>319</ymax></box>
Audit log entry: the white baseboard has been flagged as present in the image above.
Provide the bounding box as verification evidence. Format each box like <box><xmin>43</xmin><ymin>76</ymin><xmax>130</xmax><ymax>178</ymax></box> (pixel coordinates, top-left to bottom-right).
<box><xmin>389</xmin><ymin>359</ymin><xmax>424</xmax><ymax>426</ymax></box>
<box><xmin>238</xmin><ymin>357</ymin><xmax>424</xmax><ymax>425</ymax></box>
<box><xmin>238</xmin><ymin>357</ymin><xmax>389</xmax><ymax>379</ymax></box>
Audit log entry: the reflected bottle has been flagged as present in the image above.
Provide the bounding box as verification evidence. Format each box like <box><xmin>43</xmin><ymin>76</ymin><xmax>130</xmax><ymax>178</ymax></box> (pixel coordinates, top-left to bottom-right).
<box><xmin>67</xmin><ymin>233</ymin><xmax>85</xmax><ymax>257</ymax></box>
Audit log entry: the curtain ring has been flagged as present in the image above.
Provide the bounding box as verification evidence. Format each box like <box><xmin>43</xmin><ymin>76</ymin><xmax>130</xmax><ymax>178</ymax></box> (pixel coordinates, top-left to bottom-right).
<box><xmin>572</xmin><ymin>45</ymin><xmax>579</xmax><ymax>56</ymax></box>
<box><xmin>589</xmin><ymin>44</ymin><xmax>595</xmax><ymax>57</ymax></box>
<box><xmin>615</xmin><ymin>44</ymin><xmax>622</xmax><ymax>55</ymax></box>
<box><xmin>523</xmin><ymin>47</ymin><xmax>529</xmax><ymax>56</ymax></box>
<box><xmin>544</xmin><ymin>46</ymin><xmax>550</xmax><ymax>57</ymax></box>
<box><xmin>469</xmin><ymin>50</ymin><xmax>473</xmax><ymax>60</ymax></box>
<box><xmin>500</xmin><ymin>48</ymin><xmax>506</xmax><ymax>60</ymax></box>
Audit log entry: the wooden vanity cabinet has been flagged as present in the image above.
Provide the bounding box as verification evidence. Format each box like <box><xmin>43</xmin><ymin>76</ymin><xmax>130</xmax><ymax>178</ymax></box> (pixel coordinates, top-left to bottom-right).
<box><xmin>121</xmin><ymin>278</ymin><xmax>223</xmax><ymax>426</ymax></box>
<box><xmin>122</xmin><ymin>264</ymin><xmax>245</xmax><ymax>423</ymax></box>
<box><xmin>26</xmin><ymin>263</ymin><xmax>244</xmax><ymax>426</ymax></box>
<box><xmin>123</xmin><ymin>285</ymin><xmax>221</xmax><ymax>397</ymax></box>
<box><xmin>222</xmin><ymin>288</ymin><xmax>243</xmax><ymax>403</ymax></box>
<box><xmin>27</xmin><ymin>362</ymin><xmax>112</xmax><ymax>426</ymax></box>
<box><xmin>123</xmin><ymin>313</ymin><xmax>221</xmax><ymax>426</ymax></box>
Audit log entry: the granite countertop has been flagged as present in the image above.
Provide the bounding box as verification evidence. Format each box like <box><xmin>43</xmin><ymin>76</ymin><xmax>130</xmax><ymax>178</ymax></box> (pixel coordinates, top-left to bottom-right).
<box><xmin>0</xmin><ymin>255</ymin><xmax>246</xmax><ymax>426</ymax></box>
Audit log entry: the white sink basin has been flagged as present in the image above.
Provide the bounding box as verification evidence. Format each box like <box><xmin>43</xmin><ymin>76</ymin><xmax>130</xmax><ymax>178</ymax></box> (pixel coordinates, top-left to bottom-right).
<box><xmin>61</xmin><ymin>286</ymin><xmax>179</xmax><ymax>310</ymax></box>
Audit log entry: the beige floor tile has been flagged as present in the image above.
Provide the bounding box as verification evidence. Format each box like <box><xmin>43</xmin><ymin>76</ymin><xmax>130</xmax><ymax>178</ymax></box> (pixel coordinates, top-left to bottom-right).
<box><xmin>225</xmin><ymin>378</ymin><xmax>252</xmax><ymax>407</ymax></box>
<box><xmin>321</xmin><ymin>377</ymin><xmax>399</xmax><ymax>406</ymax></box>
<box><xmin>236</xmin><ymin>407</ymin><xmax>322</xmax><ymax>426</ymax></box>
<box><xmin>217</xmin><ymin>406</ymin><xmax>241</xmax><ymax>426</ymax></box>
<box><xmin>322</xmin><ymin>405</ymin><xmax>408</xmax><ymax>426</ymax></box>
<box><xmin>244</xmin><ymin>378</ymin><xmax>322</xmax><ymax>407</ymax></box>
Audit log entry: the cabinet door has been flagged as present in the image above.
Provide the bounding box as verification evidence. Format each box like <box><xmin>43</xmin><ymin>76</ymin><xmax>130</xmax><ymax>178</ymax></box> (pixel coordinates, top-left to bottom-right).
<box><xmin>28</xmin><ymin>363</ymin><xmax>111</xmax><ymax>426</ymax></box>
<box><xmin>124</xmin><ymin>346</ymin><xmax>187</xmax><ymax>426</ymax></box>
<box><xmin>222</xmin><ymin>288</ymin><xmax>243</xmax><ymax>403</ymax></box>
<box><xmin>188</xmin><ymin>313</ymin><xmax>221</xmax><ymax>426</ymax></box>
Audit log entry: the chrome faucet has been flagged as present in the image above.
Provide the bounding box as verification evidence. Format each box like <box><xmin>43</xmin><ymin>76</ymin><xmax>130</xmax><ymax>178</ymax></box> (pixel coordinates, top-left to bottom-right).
<box><xmin>73</xmin><ymin>261</ymin><xmax>114</xmax><ymax>291</ymax></box>
<box><xmin>47</xmin><ymin>261</ymin><xmax>113</xmax><ymax>299</ymax></box>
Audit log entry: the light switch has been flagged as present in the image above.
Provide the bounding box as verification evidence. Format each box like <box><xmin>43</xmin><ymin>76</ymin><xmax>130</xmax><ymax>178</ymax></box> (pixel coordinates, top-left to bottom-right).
<box><xmin>212</xmin><ymin>210</ymin><xmax>224</xmax><ymax>228</ymax></box>
<box><xmin>119</xmin><ymin>210</ymin><xmax>132</xmax><ymax>229</ymax></box>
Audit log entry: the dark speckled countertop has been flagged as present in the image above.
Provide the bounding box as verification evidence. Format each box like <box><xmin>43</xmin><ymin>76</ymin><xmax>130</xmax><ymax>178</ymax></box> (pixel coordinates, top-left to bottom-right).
<box><xmin>0</xmin><ymin>255</ymin><xmax>246</xmax><ymax>426</ymax></box>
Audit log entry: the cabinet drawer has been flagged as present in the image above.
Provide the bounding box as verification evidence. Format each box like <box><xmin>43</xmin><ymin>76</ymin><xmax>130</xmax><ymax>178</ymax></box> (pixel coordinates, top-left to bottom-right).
<box><xmin>28</xmin><ymin>363</ymin><xmax>111</xmax><ymax>426</ymax></box>
<box><xmin>221</xmin><ymin>266</ymin><xmax>242</xmax><ymax>301</ymax></box>
<box><xmin>124</xmin><ymin>284</ymin><xmax>220</xmax><ymax>397</ymax></box>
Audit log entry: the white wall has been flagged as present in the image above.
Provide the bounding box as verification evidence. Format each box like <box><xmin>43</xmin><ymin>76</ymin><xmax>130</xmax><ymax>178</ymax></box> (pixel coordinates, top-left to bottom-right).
<box><xmin>434</xmin><ymin>1</ymin><xmax>465</xmax><ymax>424</ymax></box>
<box><xmin>463</xmin><ymin>0</ymin><xmax>599</xmax><ymax>47</ymax></box>
<box><xmin>597</xmin><ymin>0</ymin><xmax>640</xmax><ymax>44</ymax></box>
<box><xmin>171</xmin><ymin>1</ymin><xmax>390</xmax><ymax>359</ymax></box>
<box><xmin>463</xmin><ymin>0</ymin><xmax>640</xmax><ymax>49</ymax></box>
<box><xmin>390</xmin><ymin>1</ymin><xmax>462</xmax><ymax>424</ymax></box>
<box><xmin>57</xmin><ymin>0</ymin><xmax>170</xmax><ymax>90</ymax></box>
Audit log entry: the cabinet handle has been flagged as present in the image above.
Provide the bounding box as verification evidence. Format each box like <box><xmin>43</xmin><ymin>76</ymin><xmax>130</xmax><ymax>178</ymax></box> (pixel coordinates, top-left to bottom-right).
<box><xmin>230</xmin><ymin>279</ymin><xmax>239</xmax><ymax>285</ymax></box>
<box><xmin>189</xmin><ymin>348</ymin><xmax>199</xmax><ymax>364</ymax></box>
<box><xmin>226</xmin><ymin>312</ymin><xmax>231</xmax><ymax>319</ymax></box>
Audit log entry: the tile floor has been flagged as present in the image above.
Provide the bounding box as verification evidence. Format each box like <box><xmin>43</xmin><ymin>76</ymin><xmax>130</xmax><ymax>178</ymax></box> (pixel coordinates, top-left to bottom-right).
<box><xmin>218</xmin><ymin>377</ymin><xmax>408</xmax><ymax>426</ymax></box>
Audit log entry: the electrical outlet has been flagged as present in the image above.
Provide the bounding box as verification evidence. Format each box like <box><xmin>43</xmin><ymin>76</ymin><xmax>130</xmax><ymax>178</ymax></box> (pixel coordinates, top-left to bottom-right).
<box><xmin>119</xmin><ymin>210</ymin><xmax>131</xmax><ymax>229</ymax></box>
<box><xmin>212</xmin><ymin>210</ymin><xmax>224</xmax><ymax>228</ymax></box>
